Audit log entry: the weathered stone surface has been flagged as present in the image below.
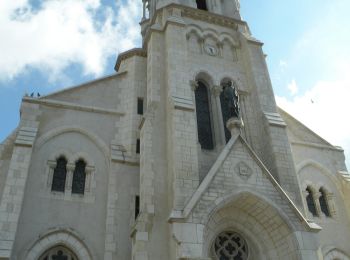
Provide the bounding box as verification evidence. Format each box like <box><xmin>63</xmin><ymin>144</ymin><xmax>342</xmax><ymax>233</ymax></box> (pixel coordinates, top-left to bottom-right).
<box><xmin>0</xmin><ymin>1</ymin><xmax>349</xmax><ymax>260</ymax></box>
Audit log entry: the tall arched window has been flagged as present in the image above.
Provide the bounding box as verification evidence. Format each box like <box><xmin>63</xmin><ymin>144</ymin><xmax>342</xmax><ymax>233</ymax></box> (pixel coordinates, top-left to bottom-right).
<box><xmin>72</xmin><ymin>159</ymin><xmax>87</xmax><ymax>194</ymax></box>
<box><xmin>319</xmin><ymin>188</ymin><xmax>331</xmax><ymax>217</ymax></box>
<box><xmin>51</xmin><ymin>157</ymin><xmax>67</xmax><ymax>192</ymax></box>
<box><xmin>220</xmin><ymin>89</ymin><xmax>231</xmax><ymax>143</ymax></box>
<box><xmin>220</xmin><ymin>80</ymin><xmax>240</xmax><ymax>143</ymax></box>
<box><xmin>306</xmin><ymin>187</ymin><xmax>318</xmax><ymax>216</ymax></box>
<box><xmin>195</xmin><ymin>81</ymin><xmax>214</xmax><ymax>150</ymax></box>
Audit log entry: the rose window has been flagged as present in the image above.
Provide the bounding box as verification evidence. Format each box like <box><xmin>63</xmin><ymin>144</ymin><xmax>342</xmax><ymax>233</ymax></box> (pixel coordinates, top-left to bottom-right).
<box><xmin>213</xmin><ymin>231</ymin><xmax>248</xmax><ymax>260</ymax></box>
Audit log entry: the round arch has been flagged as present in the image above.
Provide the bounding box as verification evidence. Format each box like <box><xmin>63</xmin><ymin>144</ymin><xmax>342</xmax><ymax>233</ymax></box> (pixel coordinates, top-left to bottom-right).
<box><xmin>324</xmin><ymin>248</ymin><xmax>350</xmax><ymax>260</ymax></box>
<box><xmin>194</xmin><ymin>70</ymin><xmax>215</xmax><ymax>88</ymax></box>
<box><xmin>202</xmin><ymin>191</ymin><xmax>305</xmax><ymax>259</ymax></box>
<box><xmin>35</xmin><ymin>126</ymin><xmax>109</xmax><ymax>160</ymax></box>
<box><xmin>297</xmin><ymin>159</ymin><xmax>342</xmax><ymax>196</ymax></box>
<box><xmin>26</xmin><ymin>228</ymin><xmax>93</xmax><ymax>260</ymax></box>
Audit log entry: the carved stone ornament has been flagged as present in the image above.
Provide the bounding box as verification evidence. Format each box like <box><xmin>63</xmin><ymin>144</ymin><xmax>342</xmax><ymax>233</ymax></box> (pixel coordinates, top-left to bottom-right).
<box><xmin>190</xmin><ymin>80</ymin><xmax>199</xmax><ymax>91</ymax></box>
<box><xmin>204</xmin><ymin>44</ymin><xmax>218</xmax><ymax>56</ymax></box>
<box><xmin>235</xmin><ymin>161</ymin><xmax>253</xmax><ymax>180</ymax></box>
<box><xmin>212</xmin><ymin>85</ymin><xmax>223</xmax><ymax>97</ymax></box>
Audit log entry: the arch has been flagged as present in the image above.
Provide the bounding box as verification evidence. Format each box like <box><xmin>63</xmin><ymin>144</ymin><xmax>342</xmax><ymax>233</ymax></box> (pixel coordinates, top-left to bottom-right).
<box><xmin>203</xmin><ymin>189</ymin><xmax>300</xmax><ymax>231</ymax></box>
<box><xmin>186</xmin><ymin>25</ymin><xmax>204</xmax><ymax>40</ymax></box>
<box><xmin>297</xmin><ymin>159</ymin><xmax>342</xmax><ymax>193</ymax></box>
<box><xmin>194</xmin><ymin>71</ymin><xmax>215</xmax><ymax>87</ymax></box>
<box><xmin>26</xmin><ymin>228</ymin><xmax>93</xmax><ymax>260</ymax></box>
<box><xmin>48</xmin><ymin>149</ymin><xmax>74</xmax><ymax>164</ymax></box>
<box><xmin>218</xmin><ymin>33</ymin><xmax>239</xmax><ymax>47</ymax></box>
<box><xmin>202</xmin><ymin>191</ymin><xmax>303</xmax><ymax>259</ymax></box>
<box><xmin>202</xmin><ymin>29</ymin><xmax>220</xmax><ymax>40</ymax></box>
<box><xmin>36</xmin><ymin>126</ymin><xmax>109</xmax><ymax>160</ymax></box>
<box><xmin>219</xmin><ymin>76</ymin><xmax>244</xmax><ymax>92</ymax></box>
<box><xmin>71</xmin><ymin>151</ymin><xmax>95</xmax><ymax>167</ymax></box>
<box><xmin>324</xmin><ymin>248</ymin><xmax>350</xmax><ymax>260</ymax></box>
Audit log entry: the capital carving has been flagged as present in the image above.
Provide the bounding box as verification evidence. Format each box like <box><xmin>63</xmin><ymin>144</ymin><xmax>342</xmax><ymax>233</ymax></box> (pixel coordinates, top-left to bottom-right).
<box><xmin>190</xmin><ymin>80</ymin><xmax>199</xmax><ymax>91</ymax></box>
<box><xmin>212</xmin><ymin>85</ymin><xmax>223</xmax><ymax>96</ymax></box>
<box><xmin>67</xmin><ymin>163</ymin><xmax>75</xmax><ymax>171</ymax></box>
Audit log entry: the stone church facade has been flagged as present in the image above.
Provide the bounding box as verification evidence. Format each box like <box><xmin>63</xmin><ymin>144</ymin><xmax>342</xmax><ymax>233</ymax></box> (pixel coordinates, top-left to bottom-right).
<box><xmin>0</xmin><ymin>0</ymin><xmax>350</xmax><ymax>259</ymax></box>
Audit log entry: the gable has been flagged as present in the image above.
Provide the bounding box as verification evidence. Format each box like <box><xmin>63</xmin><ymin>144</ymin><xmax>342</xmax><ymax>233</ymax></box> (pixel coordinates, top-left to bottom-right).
<box><xmin>38</xmin><ymin>72</ymin><xmax>127</xmax><ymax>111</ymax></box>
<box><xmin>174</xmin><ymin>134</ymin><xmax>319</xmax><ymax>232</ymax></box>
<box><xmin>278</xmin><ymin>107</ymin><xmax>333</xmax><ymax>147</ymax></box>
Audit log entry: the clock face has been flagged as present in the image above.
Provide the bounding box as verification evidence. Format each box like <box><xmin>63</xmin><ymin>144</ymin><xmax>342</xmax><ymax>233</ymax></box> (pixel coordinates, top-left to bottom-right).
<box><xmin>204</xmin><ymin>44</ymin><xmax>218</xmax><ymax>56</ymax></box>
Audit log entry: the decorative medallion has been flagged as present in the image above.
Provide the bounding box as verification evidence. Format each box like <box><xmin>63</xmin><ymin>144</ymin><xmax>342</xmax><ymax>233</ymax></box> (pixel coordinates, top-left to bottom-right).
<box><xmin>235</xmin><ymin>161</ymin><xmax>252</xmax><ymax>180</ymax></box>
<box><xmin>204</xmin><ymin>44</ymin><xmax>218</xmax><ymax>56</ymax></box>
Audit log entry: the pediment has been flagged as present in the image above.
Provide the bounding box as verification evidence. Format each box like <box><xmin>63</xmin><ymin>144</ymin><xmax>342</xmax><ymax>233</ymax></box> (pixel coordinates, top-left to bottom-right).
<box><xmin>37</xmin><ymin>72</ymin><xmax>127</xmax><ymax>112</ymax></box>
<box><xmin>170</xmin><ymin>134</ymin><xmax>319</xmax><ymax>232</ymax></box>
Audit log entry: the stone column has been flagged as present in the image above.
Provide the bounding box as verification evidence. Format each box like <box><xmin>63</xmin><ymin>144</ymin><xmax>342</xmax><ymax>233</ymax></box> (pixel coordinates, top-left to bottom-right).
<box><xmin>212</xmin><ymin>85</ymin><xmax>226</xmax><ymax>146</ymax></box>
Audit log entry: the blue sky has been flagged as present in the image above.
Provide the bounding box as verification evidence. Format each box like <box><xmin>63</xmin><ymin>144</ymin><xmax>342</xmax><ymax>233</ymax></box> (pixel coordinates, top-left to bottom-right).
<box><xmin>1</xmin><ymin>0</ymin><xmax>350</xmax><ymax>168</ymax></box>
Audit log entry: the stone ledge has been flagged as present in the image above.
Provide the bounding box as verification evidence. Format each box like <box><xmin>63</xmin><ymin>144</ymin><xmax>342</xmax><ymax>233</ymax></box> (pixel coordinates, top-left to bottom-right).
<box><xmin>264</xmin><ymin>111</ymin><xmax>287</xmax><ymax>127</ymax></box>
<box><xmin>172</xmin><ymin>96</ymin><xmax>195</xmax><ymax>111</ymax></box>
<box><xmin>23</xmin><ymin>97</ymin><xmax>125</xmax><ymax>116</ymax></box>
<box><xmin>15</xmin><ymin>127</ymin><xmax>38</xmax><ymax>147</ymax></box>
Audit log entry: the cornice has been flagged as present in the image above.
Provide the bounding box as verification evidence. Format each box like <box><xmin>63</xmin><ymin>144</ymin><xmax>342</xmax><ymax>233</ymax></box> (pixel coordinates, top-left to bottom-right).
<box><xmin>181</xmin><ymin>5</ymin><xmax>245</xmax><ymax>29</ymax></box>
<box><xmin>23</xmin><ymin>97</ymin><xmax>125</xmax><ymax>116</ymax></box>
<box><xmin>142</xmin><ymin>4</ymin><xmax>249</xmax><ymax>46</ymax></box>
<box><xmin>114</xmin><ymin>48</ymin><xmax>147</xmax><ymax>72</ymax></box>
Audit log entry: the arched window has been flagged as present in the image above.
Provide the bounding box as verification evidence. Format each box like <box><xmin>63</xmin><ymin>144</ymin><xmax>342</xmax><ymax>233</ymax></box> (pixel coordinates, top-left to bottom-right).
<box><xmin>212</xmin><ymin>231</ymin><xmax>248</xmax><ymax>260</ymax></box>
<box><xmin>319</xmin><ymin>188</ymin><xmax>331</xmax><ymax>217</ymax></box>
<box><xmin>220</xmin><ymin>80</ymin><xmax>240</xmax><ymax>143</ymax></box>
<box><xmin>72</xmin><ymin>159</ymin><xmax>87</xmax><ymax>195</ymax></box>
<box><xmin>51</xmin><ymin>157</ymin><xmax>67</xmax><ymax>192</ymax></box>
<box><xmin>220</xmin><ymin>89</ymin><xmax>231</xmax><ymax>143</ymax></box>
<box><xmin>39</xmin><ymin>245</ymin><xmax>78</xmax><ymax>260</ymax></box>
<box><xmin>306</xmin><ymin>186</ymin><xmax>318</xmax><ymax>216</ymax></box>
<box><xmin>195</xmin><ymin>81</ymin><xmax>214</xmax><ymax>150</ymax></box>
<box><xmin>196</xmin><ymin>0</ymin><xmax>208</xmax><ymax>10</ymax></box>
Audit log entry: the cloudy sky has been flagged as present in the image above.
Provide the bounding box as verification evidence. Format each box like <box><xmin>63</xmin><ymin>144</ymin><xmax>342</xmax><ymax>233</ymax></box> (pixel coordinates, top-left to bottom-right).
<box><xmin>0</xmin><ymin>0</ymin><xmax>349</xmax><ymax>168</ymax></box>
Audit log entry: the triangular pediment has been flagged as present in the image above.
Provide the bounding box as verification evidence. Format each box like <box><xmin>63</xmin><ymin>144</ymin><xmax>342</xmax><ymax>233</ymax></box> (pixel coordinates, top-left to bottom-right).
<box><xmin>36</xmin><ymin>72</ymin><xmax>127</xmax><ymax>111</ymax></box>
<box><xmin>278</xmin><ymin>107</ymin><xmax>334</xmax><ymax>147</ymax></box>
<box><xmin>170</xmin><ymin>134</ymin><xmax>320</xmax><ymax>232</ymax></box>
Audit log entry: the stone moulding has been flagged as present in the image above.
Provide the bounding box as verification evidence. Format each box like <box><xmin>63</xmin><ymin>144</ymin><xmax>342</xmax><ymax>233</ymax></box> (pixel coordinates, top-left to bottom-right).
<box><xmin>25</xmin><ymin>228</ymin><xmax>93</xmax><ymax>260</ymax></box>
<box><xmin>23</xmin><ymin>97</ymin><xmax>125</xmax><ymax>116</ymax></box>
<box><xmin>15</xmin><ymin>126</ymin><xmax>38</xmax><ymax>147</ymax></box>
<box><xmin>263</xmin><ymin>111</ymin><xmax>287</xmax><ymax>127</ymax></box>
<box><xmin>169</xmin><ymin>133</ymin><xmax>321</xmax><ymax>232</ymax></box>
<box><xmin>140</xmin><ymin>3</ymin><xmax>250</xmax><ymax>47</ymax></box>
<box><xmin>114</xmin><ymin>48</ymin><xmax>147</xmax><ymax>72</ymax></box>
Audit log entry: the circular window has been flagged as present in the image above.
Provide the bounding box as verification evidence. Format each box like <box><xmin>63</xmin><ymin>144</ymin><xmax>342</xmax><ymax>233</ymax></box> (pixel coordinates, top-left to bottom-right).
<box><xmin>39</xmin><ymin>246</ymin><xmax>78</xmax><ymax>260</ymax></box>
<box><xmin>212</xmin><ymin>231</ymin><xmax>248</xmax><ymax>260</ymax></box>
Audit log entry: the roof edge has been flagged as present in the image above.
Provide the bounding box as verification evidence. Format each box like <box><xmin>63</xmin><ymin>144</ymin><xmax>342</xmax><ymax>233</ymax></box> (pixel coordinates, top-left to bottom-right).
<box><xmin>114</xmin><ymin>48</ymin><xmax>147</xmax><ymax>72</ymax></box>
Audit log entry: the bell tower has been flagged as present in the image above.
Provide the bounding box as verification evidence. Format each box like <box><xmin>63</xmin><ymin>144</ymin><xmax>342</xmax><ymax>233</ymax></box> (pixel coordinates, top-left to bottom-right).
<box><xmin>141</xmin><ymin>0</ymin><xmax>241</xmax><ymax>22</ymax></box>
<box><xmin>132</xmin><ymin>1</ymin><xmax>307</xmax><ymax>259</ymax></box>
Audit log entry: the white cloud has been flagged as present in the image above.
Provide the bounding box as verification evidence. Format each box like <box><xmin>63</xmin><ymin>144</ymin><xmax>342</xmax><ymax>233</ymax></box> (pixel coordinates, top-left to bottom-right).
<box><xmin>0</xmin><ymin>0</ymin><xmax>142</xmax><ymax>81</ymax></box>
<box><xmin>287</xmin><ymin>79</ymin><xmax>298</xmax><ymax>96</ymax></box>
<box><xmin>276</xmin><ymin>77</ymin><xmax>350</xmax><ymax>169</ymax></box>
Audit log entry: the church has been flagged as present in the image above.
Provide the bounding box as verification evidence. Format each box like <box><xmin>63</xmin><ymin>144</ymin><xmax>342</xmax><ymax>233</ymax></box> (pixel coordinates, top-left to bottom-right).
<box><xmin>1</xmin><ymin>0</ymin><xmax>350</xmax><ymax>259</ymax></box>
